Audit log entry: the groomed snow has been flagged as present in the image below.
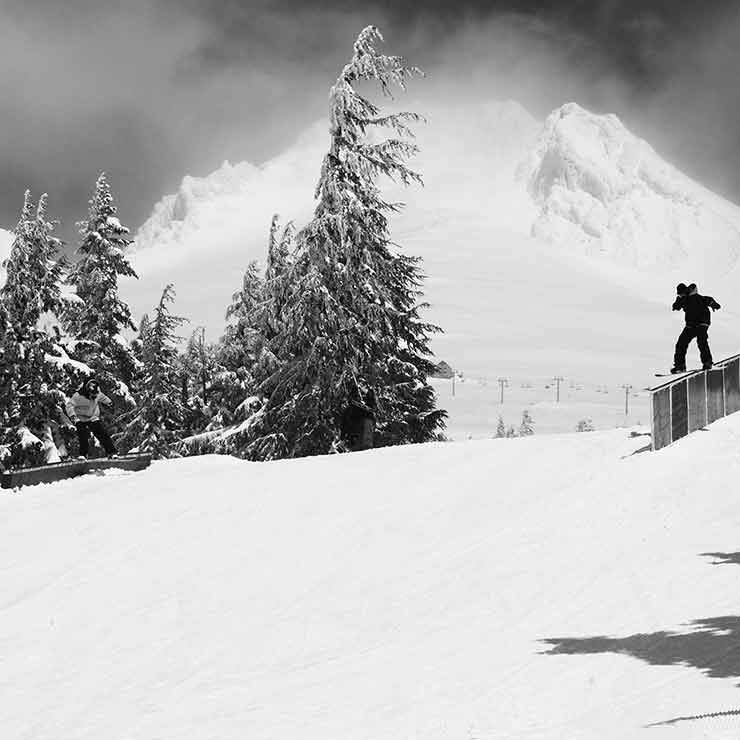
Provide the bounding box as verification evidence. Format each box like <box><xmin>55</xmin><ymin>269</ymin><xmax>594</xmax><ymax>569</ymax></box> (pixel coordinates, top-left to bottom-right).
<box><xmin>5</xmin><ymin>420</ymin><xmax>740</xmax><ymax>739</ymax></box>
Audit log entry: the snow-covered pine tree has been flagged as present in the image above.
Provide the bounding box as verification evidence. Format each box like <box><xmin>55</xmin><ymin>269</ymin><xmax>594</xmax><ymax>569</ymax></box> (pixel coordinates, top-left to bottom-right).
<box><xmin>178</xmin><ymin>326</ymin><xmax>218</xmax><ymax>435</ymax></box>
<box><xmin>519</xmin><ymin>410</ymin><xmax>534</xmax><ymax>436</ymax></box>
<box><xmin>134</xmin><ymin>313</ymin><xmax>150</xmax><ymax>365</ymax></box>
<box><xmin>262</xmin><ymin>215</ymin><xmax>294</xmax><ymax>339</ymax></box>
<box><xmin>119</xmin><ymin>285</ymin><xmax>187</xmax><ymax>457</ymax></box>
<box><xmin>0</xmin><ymin>192</ymin><xmax>68</xmax><ymax>467</ymax></box>
<box><xmin>247</xmin><ymin>26</ymin><xmax>446</xmax><ymax>460</ymax></box>
<box><xmin>176</xmin><ymin>217</ymin><xmax>295</xmax><ymax>457</ymax></box>
<box><xmin>265</xmin><ymin>215</ymin><xmax>293</xmax><ymax>283</ymax></box>
<box><xmin>219</xmin><ymin>259</ymin><xmax>265</xmax><ymax>373</ymax></box>
<box><xmin>219</xmin><ymin>218</ymin><xmax>295</xmax><ymax>384</ymax></box>
<box><xmin>64</xmin><ymin>173</ymin><xmax>139</xmax><ymax>400</ymax></box>
<box><xmin>495</xmin><ymin>416</ymin><xmax>506</xmax><ymax>438</ymax></box>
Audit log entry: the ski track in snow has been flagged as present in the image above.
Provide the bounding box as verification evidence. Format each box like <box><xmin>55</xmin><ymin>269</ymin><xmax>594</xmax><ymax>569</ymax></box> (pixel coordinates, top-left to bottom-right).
<box><xmin>4</xmin><ymin>421</ymin><xmax>740</xmax><ymax>738</ymax></box>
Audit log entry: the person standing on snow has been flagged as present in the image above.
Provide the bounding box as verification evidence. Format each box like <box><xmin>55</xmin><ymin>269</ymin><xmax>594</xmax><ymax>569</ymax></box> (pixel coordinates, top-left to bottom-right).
<box><xmin>671</xmin><ymin>282</ymin><xmax>721</xmax><ymax>373</ymax></box>
<box><xmin>341</xmin><ymin>387</ymin><xmax>376</xmax><ymax>451</ymax></box>
<box><xmin>65</xmin><ymin>378</ymin><xmax>118</xmax><ymax>458</ymax></box>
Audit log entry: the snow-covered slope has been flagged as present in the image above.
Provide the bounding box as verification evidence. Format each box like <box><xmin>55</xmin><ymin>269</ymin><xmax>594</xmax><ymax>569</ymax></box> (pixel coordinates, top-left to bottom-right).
<box><xmin>5</xmin><ymin>421</ymin><xmax>740</xmax><ymax>739</ymax></box>
<box><xmin>124</xmin><ymin>100</ymin><xmax>740</xmax><ymax>385</ymax></box>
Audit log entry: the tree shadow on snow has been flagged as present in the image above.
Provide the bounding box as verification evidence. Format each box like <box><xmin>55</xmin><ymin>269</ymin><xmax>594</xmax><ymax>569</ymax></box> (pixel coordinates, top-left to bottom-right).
<box><xmin>701</xmin><ymin>552</ymin><xmax>740</xmax><ymax>566</ymax></box>
<box><xmin>542</xmin><ymin>616</ymin><xmax>740</xmax><ymax>681</ymax></box>
<box><xmin>542</xmin><ymin>616</ymin><xmax>740</xmax><ymax>727</ymax></box>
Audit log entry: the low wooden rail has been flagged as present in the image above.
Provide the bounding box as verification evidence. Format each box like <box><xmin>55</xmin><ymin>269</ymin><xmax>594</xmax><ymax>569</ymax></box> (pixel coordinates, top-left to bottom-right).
<box><xmin>649</xmin><ymin>354</ymin><xmax>740</xmax><ymax>450</ymax></box>
<box><xmin>1</xmin><ymin>453</ymin><xmax>152</xmax><ymax>489</ymax></box>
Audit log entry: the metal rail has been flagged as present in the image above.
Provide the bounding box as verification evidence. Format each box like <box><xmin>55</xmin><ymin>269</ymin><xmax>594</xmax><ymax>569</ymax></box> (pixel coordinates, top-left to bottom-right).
<box><xmin>648</xmin><ymin>352</ymin><xmax>740</xmax><ymax>392</ymax></box>
<box><xmin>649</xmin><ymin>353</ymin><xmax>740</xmax><ymax>451</ymax></box>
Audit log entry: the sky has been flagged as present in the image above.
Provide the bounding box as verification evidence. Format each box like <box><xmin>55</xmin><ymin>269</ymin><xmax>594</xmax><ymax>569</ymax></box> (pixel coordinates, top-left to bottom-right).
<box><xmin>1</xmin><ymin>0</ymin><xmax>739</xmax><ymax>241</ymax></box>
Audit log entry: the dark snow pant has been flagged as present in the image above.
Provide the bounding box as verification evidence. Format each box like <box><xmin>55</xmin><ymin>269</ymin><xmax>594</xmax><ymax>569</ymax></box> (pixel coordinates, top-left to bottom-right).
<box><xmin>76</xmin><ymin>421</ymin><xmax>116</xmax><ymax>456</ymax></box>
<box><xmin>346</xmin><ymin>418</ymin><xmax>375</xmax><ymax>451</ymax></box>
<box><xmin>674</xmin><ymin>323</ymin><xmax>712</xmax><ymax>369</ymax></box>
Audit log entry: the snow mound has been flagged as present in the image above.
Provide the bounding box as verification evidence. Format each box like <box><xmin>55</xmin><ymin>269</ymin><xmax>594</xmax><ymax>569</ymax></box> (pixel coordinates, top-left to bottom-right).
<box><xmin>521</xmin><ymin>102</ymin><xmax>740</xmax><ymax>269</ymax></box>
<box><xmin>5</xmin><ymin>419</ymin><xmax>740</xmax><ymax>738</ymax></box>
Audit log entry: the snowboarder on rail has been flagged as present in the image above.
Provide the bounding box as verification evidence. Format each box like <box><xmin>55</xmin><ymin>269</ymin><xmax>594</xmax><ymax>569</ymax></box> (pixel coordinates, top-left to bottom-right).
<box><xmin>64</xmin><ymin>378</ymin><xmax>118</xmax><ymax>458</ymax></box>
<box><xmin>671</xmin><ymin>282</ymin><xmax>721</xmax><ymax>373</ymax></box>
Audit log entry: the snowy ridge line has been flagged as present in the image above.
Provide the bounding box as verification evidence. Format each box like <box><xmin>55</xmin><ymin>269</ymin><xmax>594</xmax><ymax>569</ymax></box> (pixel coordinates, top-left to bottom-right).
<box><xmin>646</xmin><ymin>707</ymin><xmax>740</xmax><ymax>727</ymax></box>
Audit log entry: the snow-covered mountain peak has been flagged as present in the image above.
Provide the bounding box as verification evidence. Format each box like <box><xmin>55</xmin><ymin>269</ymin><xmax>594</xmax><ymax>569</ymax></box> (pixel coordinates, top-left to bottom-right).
<box><xmin>133</xmin><ymin>159</ymin><xmax>261</xmax><ymax>254</ymax></box>
<box><xmin>520</xmin><ymin>102</ymin><xmax>740</xmax><ymax>269</ymax></box>
<box><xmin>131</xmin><ymin>120</ymin><xmax>329</xmax><ymax>261</ymax></box>
<box><xmin>122</xmin><ymin>98</ymin><xmax>740</xmax><ymax>381</ymax></box>
<box><xmin>174</xmin><ymin>160</ymin><xmax>259</xmax><ymax>219</ymax></box>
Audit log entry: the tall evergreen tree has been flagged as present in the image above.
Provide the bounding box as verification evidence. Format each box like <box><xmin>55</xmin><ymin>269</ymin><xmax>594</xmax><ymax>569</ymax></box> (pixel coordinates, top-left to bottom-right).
<box><xmin>0</xmin><ymin>192</ymin><xmax>68</xmax><ymax>467</ymax></box>
<box><xmin>247</xmin><ymin>26</ymin><xmax>446</xmax><ymax>460</ymax></box>
<box><xmin>262</xmin><ymin>215</ymin><xmax>294</xmax><ymax>341</ymax></box>
<box><xmin>265</xmin><ymin>215</ymin><xmax>293</xmax><ymax>284</ymax></box>
<box><xmin>178</xmin><ymin>326</ymin><xmax>218</xmax><ymax>435</ymax></box>
<box><xmin>177</xmin><ymin>218</ymin><xmax>295</xmax><ymax>457</ymax></box>
<box><xmin>119</xmin><ymin>285</ymin><xmax>187</xmax><ymax>457</ymax></box>
<box><xmin>64</xmin><ymin>173</ymin><xmax>139</xmax><ymax>398</ymax></box>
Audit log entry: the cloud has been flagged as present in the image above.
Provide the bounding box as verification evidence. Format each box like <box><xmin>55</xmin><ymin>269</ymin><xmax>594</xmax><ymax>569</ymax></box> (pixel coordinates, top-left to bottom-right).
<box><xmin>0</xmin><ymin>0</ymin><xmax>205</xmax><ymax>232</ymax></box>
<box><xmin>0</xmin><ymin>0</ymin><xmax>377</xmax><ymax>237</ymax></box>
<box><xmin>1</xmin><ymin>0</ymin><xmax>740</xmax><ymax>243</ymax></box>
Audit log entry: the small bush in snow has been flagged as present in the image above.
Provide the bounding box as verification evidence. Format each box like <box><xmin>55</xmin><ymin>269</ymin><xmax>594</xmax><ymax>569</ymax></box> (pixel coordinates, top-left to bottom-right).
<box><xmin>519</xmin><ymin>410</ymin><xmax>535</xmax><ymax>436</ymax></box>
<box><xmin>495</xmin><ymin>416</ymin><xmax>506</xmax><ymax>438</ymax></box>
<box><xmin>576</xmin><ymin>418</ymin><xmax>595</xmax><ymax>432</ymax></box>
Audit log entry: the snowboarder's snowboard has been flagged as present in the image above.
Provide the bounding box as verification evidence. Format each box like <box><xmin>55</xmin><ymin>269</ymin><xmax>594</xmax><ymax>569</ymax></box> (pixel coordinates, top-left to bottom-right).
<box><xmin>654</xmin><ymin>368</ymin><xmax>705</xmax><ymax>377</ymax></box>
<box><xmin>1</xmin><ymin>453</ymin><xmax>152</xmax><ymax>489</ymax></box>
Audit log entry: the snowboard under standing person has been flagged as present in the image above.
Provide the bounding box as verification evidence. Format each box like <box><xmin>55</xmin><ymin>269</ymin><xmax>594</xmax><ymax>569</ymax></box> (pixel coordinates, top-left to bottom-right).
<box><xmin>671</xmin><ymin>282</ymin><xmax>721</xmax><ymax>373</ymax></box>
<box><xmin>65</xmin><ymin>378</ymin><xmax>118</xmax><ymax>458</ymax></box>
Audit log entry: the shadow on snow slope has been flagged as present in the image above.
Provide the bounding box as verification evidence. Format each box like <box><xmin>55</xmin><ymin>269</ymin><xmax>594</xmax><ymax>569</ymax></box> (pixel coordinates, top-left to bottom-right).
<box><xmin>702</xmin><ymin>551</ymin><xmax>740</xmax><ymax>566</ymax></box>
<box><xmin>543</xmin><ymin>614</ymin><xmax>740</xmax><ymax>683</ymax></box>
<box><xmin>542</xmin><ymin>547</ymin><xmax>740</xmax><ymax>727</ymax></box>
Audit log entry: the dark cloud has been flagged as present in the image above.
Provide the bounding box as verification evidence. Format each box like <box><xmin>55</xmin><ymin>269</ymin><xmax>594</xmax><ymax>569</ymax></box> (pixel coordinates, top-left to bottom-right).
<box><xmin>1</xmin><ymin>0</ymin><xmax>739</xmax><ymax>240</ymax></box>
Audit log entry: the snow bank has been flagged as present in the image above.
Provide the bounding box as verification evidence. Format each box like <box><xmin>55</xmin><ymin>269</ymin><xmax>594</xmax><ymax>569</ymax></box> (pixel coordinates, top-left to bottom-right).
<box><xmin>4</xmin><ymin>421</ymin><xmax>740</xmax><ymax>738</ymax></box>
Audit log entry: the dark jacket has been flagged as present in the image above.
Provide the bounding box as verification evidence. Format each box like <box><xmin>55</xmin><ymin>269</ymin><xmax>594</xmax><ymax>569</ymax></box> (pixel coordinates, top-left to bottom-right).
<box><xmin>673</xmin><ymin>291</ymin><xmax>721</xmax><ymax>326</ymax></box>
<box><xmin>340</xmin><ymin>390</ymin><xmax>376</xmax><ymax>442</ymax></box>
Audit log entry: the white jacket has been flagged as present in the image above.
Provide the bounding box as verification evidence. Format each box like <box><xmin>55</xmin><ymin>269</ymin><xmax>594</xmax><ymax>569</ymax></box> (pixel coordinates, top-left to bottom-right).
<box><xmin>65</xmin><ymin>391</ymin><xmax>112</xmax><ymax>423</ymax></box>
